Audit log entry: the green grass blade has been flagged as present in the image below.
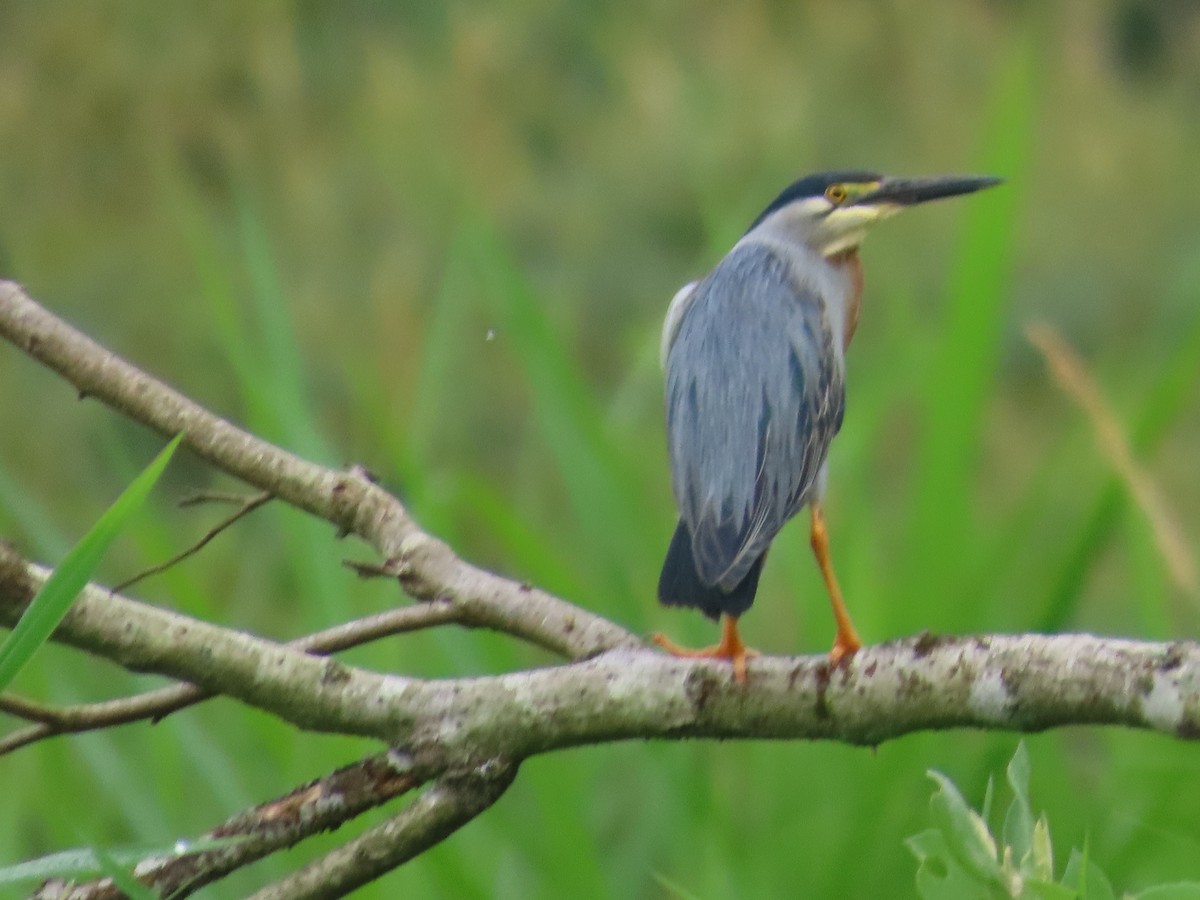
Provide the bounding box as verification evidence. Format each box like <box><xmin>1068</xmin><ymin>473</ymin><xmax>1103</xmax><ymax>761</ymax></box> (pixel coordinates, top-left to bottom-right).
<box><xmin>406</xmin><ymin>228</ymin><xmax>478</xmax><ymax>468</ymax></box>
<box><xmin>0</xmin><ymin>836</ymin><xmax>243</xmax><ymax>888</ymax></box>
<box><xmin>465</xmin><ymin>217</ymin><xmax>655</xmax><ymax>606</ymax></box>
<box><xmin>652</xmin><ymin>871</ymin><xmax>704</xmax><ymax>900</ymax></box>
<box><xmin>454</xmin><ymin>473</ymin><xmax>587</xmax><ymax>601</ymax></box>
<box><xmin>90</xmin><ymin>844</ymin><xmax>158</xmax><ymax>900</ymax></box>
<box><xmin>901</xmin><ymin>32</ymin><xmax>1035</xmax><ymax>624</ymax></box>
<box><xmin>232</xmin><ymin>190</ymin><xmax>332</xmax><ymax>461</ymax></box>
<box><xmin>0</xmin><ymin>459</ymin><xmax>70</xmax><ymax>559</ymax></box>
<box><xmin>0</xmin><ymin>434</ymin><xmax>182</xmax><ymax>691</ymax></box>
<box><xmin>1038</xmin><ymin>309</ymin><xmax>1200</xmax><ymax>631</ymax></box>
<box><xmin>0</xmin><ymin>847</ymin><xmax>141</xmax><ymax>888</ymax></box>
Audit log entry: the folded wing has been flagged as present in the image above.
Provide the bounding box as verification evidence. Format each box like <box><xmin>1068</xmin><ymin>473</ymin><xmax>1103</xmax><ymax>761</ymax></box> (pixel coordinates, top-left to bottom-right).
<box><xmin>663</xmin><ymin>241</ymin><xmax>846</xmax><ymax>594</ymax></box>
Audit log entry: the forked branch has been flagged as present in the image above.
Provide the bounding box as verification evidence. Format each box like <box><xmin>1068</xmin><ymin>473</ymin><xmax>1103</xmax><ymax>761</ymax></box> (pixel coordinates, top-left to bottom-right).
<box><xmin>0</xmin><ymin>280</ymin><xmax>638</xmax><ymax>662</ymax></box>
<box><xmin>31</xmin><ymin>753</ymin><xmax>427</xmax><ymax>900</ymax></box>
<box><xmin>2</xmin><ymin>280</ymin><xmax>1198</xmax><ymax>898</ymax></box>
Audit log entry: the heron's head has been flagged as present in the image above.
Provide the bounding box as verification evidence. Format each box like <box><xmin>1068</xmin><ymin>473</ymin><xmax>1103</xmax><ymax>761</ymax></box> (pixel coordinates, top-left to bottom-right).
<box><xmin>746</xmin><ymin>170</ymin><xmax>1003</xmax><ymax>257</ymax></box>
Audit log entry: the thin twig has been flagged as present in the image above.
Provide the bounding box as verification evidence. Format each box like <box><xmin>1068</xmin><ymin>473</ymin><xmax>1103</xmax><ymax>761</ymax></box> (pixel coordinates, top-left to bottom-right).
<box><xmin>31</xmin><ymin>752</ymin><xmax>426</xmax><ymax>900</ymax></box>
<box><xmin>0</xmin><ymin>685</ymin><xmax>202</xmax><ymax>756</ymax></box>
<box><xmin>111</xmin><ymin>491</ymin><xmax>273</xmax><ymax>594</ymax></box>
<box><xmin>0</xmin><ymin>280</ymin><xmax>639</xmax><ymax>660</ymax></box>
<box><xmin>344</xmin><ymin>558</ymin><xmax>400</xmax><ymax>579</ymax></box>
<box><xmin>0</xmin><ymin>693</ymin><xmax>64</xmax><ymax>724</ymax></box>
<box><xmin>246</xmin><ymin>761</ymin><xmax>518</xmax><ymax>900</ymax></box>
<box><xmin>179</xmin><ymin>490</ymin><xmax>268</xmax><ymax>508</ymax></box>
<box><xmin>0</xmin><ymin>597</ymin><xmax>469</xmax><ymax>756</ymax></box>
<box><xmin>290</xmin><ymin>598</ymin><xmax>465</xmax><ymax>654</ymax></box>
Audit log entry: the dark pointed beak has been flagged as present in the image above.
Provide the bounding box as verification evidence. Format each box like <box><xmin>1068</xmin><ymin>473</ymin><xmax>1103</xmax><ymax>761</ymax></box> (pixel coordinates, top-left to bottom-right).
<box><xmin>853</xmin><ymin>174</ymin><xmax>1003</xmax><ymax>207</ymax></box>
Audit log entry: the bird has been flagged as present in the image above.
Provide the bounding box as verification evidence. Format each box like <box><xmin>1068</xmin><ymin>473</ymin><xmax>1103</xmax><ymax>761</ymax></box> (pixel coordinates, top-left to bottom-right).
<box><xmin>654</xmin><ymin>170</ymin><xmax>1002</xmax><ymax>683</ymax></box>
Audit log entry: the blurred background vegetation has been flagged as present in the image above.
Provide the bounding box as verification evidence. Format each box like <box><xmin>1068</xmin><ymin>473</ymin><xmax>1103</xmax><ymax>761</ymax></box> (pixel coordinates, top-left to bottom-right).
<box><xmin>1</xmin><ymin>2</ymin><xmax>1199</xmax><ymax>897</ymax></box>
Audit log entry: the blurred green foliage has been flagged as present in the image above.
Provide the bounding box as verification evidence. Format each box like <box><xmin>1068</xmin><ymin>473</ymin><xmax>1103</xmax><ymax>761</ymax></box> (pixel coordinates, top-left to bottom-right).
<box><xmin>1</xmin><ymin>2</ymin><xmax>1198</xmax><ymax>897</ymax></box>
<box><xmin>911</xmin><ymin>743</ymin><xmax>1200</xmax><ymax>899</ymax></box>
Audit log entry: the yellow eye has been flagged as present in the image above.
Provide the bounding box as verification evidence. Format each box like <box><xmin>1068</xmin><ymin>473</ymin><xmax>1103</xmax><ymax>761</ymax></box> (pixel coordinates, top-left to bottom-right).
<box><xmin>825</xmin><ymin>184</ymin><xmax>848</xmax><ymax>204</ymax></box>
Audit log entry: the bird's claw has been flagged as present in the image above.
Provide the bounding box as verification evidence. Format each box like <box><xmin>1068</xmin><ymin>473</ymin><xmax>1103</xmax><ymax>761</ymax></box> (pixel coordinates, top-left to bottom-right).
<box><xmin>827</xmin><ymin>633</ymin><xmax>862</xmax><ymax>669</ymax></box>
<box><xmin>652</xmin><ymin>622</ymin><xmax>759</xmax><ymax>684</ymax></box>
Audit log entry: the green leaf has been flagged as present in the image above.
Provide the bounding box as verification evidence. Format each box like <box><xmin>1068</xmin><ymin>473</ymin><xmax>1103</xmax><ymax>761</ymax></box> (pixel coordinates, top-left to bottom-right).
<box><xmin>927</xmin><ymin>771</ymin><xmax>1004</xmax><ymax>887</ymax></box>
<box><xmin>1023</xmin><ymin>879</ymin><xmax>1079</xmax><ymax>900</ymax></box>
<box><xmin>1003</xmin><ymin>742</ymin><xmax>1035</xmax><ymax>872</ymax></box>
<box><xmin>0</xmin><ymin>434</ymin><xmax>182</xmax><ymax>691</ymax></box>
<box><xmin>982</xmin><ymin>774</ymin><xmax>996</xmax><ymax>823</ymax></box>
<box><xmin>1031</xmin><ymin>814</ymin><xmax>1055</xmax><ymax>883</ymax></box>
<box><xmin>906</xmin><ymin>829</ymin><xmax>995</xmax><ymax>900</ymax></box>
<box><xmin>1130</xmin><ymin>885</ymin><xmax>1200</xmax><ymax>900</ymax></box>
<box><xmin>1062</xmin><ymin>847</ymin><xmax>1116</xmax><ymax>900</ymax></box>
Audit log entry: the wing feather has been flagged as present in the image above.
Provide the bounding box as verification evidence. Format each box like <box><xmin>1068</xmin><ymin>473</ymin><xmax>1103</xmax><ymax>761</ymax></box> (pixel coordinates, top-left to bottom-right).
<box><xmin>664</xmin><ymin>241</ymin><xmax>846</xmax><ymax>591</ymax></box>
<box><xmin>660</xmin><ymin>280</ymin><xmax>698</xmax><ymax>368</ymax></box>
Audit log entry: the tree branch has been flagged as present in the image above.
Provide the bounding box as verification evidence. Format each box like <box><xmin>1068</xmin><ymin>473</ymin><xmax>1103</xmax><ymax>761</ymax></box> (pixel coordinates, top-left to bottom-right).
<box><xmin>0</xmin><ymin>597</ymin><xmax>471</xmax><ymax>755</ymax></box>
<box><xmin>0</xmin><ymin>280</ymin><xmax>638</xmax><ymax>662</ymax></box>
<box><xmin>4</xmin><ymin>539</ymin><xmax>1197</xmax><ymax>760</ymax></box>
<box><xmin>246</xmin><ymin>760</ymin><xmax>518</xmax><ymax>900</ymax></box>
<box><xmin>31</xmin><ymin>752</ymin><xmax>426</xmax><ymax>900</ymax></box>
<box><xmin>4</xmin><ymin>279</ymin><xmax>1198</xmax><ymax>898</ymax></box>
<box><xmin>0</xmin><ymin>543</ymin><xmax>415</xmax><ymax>742</ymax></box>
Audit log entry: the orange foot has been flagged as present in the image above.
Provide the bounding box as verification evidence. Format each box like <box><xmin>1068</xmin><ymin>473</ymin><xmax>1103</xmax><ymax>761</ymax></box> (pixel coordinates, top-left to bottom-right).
<box><xmin>652</xmin><ymin>615</ymin><xmax>759</xmax><ymax>684</ymax></box>
<box><xmin>828</xmin><ymin>631</ymin><xmax>862</xmax><ymax>669</ymax></box>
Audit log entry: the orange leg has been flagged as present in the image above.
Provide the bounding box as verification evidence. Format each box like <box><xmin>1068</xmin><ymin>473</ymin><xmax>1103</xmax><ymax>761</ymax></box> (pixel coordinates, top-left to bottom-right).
<box><xmin>810</xmin><ymin>504</ymin><xmax>862</xmax><ymax>666</ymax></box>
<box><xmin>652</xmin><ymin>615</ymin><xmax>759</xmax><ymax>684</ymax></box>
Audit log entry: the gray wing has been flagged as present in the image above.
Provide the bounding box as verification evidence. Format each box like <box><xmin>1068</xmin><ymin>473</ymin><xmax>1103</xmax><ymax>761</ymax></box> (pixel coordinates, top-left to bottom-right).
<box><xmin>660</xmin><ymin>280</ymin><xmax>698</xmax><ymax>368</ymax></box>
<box><xmin>664</xmin><ymin>241</ymin><xmax>846</xmax><ymax>592</ymax></box>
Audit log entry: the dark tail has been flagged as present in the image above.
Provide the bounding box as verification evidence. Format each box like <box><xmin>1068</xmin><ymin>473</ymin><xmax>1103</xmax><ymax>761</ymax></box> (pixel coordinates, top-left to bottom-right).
<box><xmin>657</xmin><ymin>521</ymin><xmax>764</xmax><ymax>621</ymax></box>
